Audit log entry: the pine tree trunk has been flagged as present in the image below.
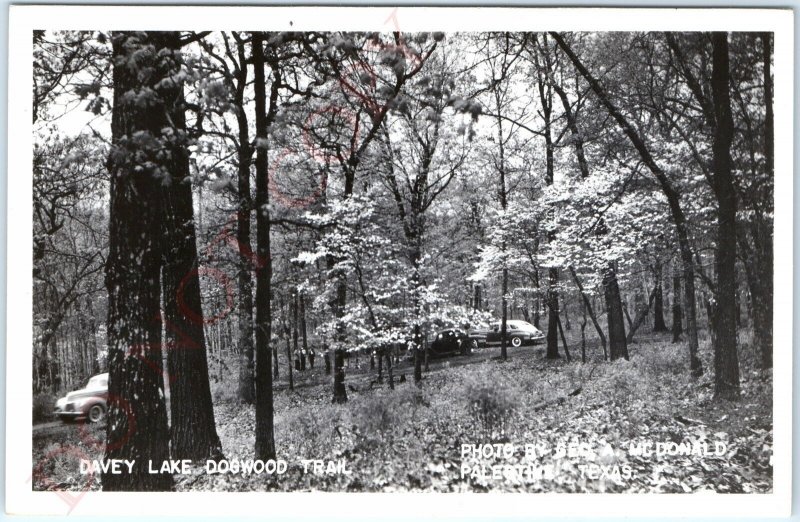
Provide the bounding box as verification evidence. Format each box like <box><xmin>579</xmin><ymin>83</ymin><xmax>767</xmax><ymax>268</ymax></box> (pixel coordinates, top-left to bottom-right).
<box><xmin>234</xmin><ymin>36</ymin><xmax>255</xmax><ymax>404</ymax></box>
<box><xmin>252</xmin><ymin>32</ymin><xmax>276</xmax><ymax>460</ymax></box>
<box><xmin>710</xmin><ymin>32</ymin><xmax>740</xmax><ymax>400</ymax></box>
<box><xmin>102</xmin><ymin>31</ymin><xmax>173</xmax><ymax>492</ymax></box>
<box><xmin>155</xmin><ymin>32</ymin><xmax>223</xmax><ymax>462</ymax></box>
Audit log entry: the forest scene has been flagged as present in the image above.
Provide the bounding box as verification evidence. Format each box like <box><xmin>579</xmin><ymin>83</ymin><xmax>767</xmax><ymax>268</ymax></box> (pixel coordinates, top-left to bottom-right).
<box><xmin>31</xmin><ymin>27</ymin><xmax>774</xmax><ymax>494</ymax></box>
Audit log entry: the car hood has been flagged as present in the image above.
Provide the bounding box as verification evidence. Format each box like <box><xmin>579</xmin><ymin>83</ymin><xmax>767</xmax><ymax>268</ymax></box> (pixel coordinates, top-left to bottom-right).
<box><xmin>65</xmin><ymin>388</ymin><xmax>106</xmax><ymax>401</ymax></box>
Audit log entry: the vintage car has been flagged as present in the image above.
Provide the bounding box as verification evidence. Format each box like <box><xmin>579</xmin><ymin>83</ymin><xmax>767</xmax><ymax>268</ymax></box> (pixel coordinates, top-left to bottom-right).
<box><xmin>54</xmin><ymin>373</ymin><xmax>108</xmax><ymax>423</ymax></box>
<box><xmin>429</xmin><ymin>328</ymin><xmax>474</xmax><ymax>358</ymax></box>
<box><xmin>474</xmin><ymin>320</ymin><xmax>545</xmax><ymax>348</ymax></box>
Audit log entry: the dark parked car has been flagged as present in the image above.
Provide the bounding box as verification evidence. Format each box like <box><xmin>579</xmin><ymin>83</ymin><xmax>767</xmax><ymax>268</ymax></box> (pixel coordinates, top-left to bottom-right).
<box><xmin>476</xmin><ymin>320</ymin><xmax>545</xmax><ymax>348</ymax></box>
<box><xmin>429</xmin><ymin>328</ymin><xmax>474</xmax><ymax>358</ymax></box>
<box><xmin>54</xmin><ymin>373</ymin><xmax>108</xmax><ymax>423</ymax></box>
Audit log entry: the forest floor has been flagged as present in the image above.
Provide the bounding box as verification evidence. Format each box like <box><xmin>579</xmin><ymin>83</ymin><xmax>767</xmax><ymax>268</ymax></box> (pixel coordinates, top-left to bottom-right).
<box><xmin>32</xmin><ymin>330</ymin><xmax>773</xmax><ymax>493</ymax></box>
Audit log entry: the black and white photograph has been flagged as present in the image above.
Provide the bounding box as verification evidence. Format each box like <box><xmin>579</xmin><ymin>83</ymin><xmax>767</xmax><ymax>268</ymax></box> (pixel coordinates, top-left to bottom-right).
<box><xmin>6</xmin><ymin>5</ymin><xmax>793</xmax><ymax>518</ymax></box>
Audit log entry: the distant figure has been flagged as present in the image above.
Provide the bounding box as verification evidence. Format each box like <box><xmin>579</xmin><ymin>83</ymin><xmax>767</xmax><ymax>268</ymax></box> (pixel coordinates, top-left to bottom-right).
<box><xmin>309</xmin><ymin>349</ymin><xmax>315</xmax><ymax>369</ymax></box>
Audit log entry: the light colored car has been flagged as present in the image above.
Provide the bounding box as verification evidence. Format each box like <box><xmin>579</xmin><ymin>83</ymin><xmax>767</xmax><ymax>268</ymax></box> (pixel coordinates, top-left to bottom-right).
<box><xmin>483</xmin><ymin>320</ymin><xmax>545</xmax><ymax>347</ymax></box>
<box><xmin>54</xmin><ymin>373</ymin><xmax>108</xmax><ymax>423</ymax></box>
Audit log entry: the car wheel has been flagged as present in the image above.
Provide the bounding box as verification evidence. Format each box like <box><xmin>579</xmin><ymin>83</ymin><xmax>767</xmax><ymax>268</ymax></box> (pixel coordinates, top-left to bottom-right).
<box><xmin>511</xmin><ymin>336</ymin><xmax>522</xmax><ymax>348</ymax></box>
<box><xmin>87</xmin><ymin>404</ymin><xmax>105</xmax><ymax>423</ymax></box>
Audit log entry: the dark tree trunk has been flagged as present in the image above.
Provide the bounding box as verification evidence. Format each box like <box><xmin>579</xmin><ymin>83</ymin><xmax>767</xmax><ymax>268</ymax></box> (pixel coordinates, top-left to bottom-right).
<box><xmin>102</xmin><ymin>31</ymin><xmax>173</xmax><ymax>492</ymax></box>
<box><xmin>234</xmin><ymin>37</ymin><xmax>255</xmax><ymax>405</ymax></box>
<box><xmin>603</xmin><ymin>264</ymin><xmax>628</xmax><ymax>361</ymax></box>
<box><xmin>672</xmin><ymin>262</ymin><xmax>684</xmax><ymax>343</ymax></box>
<box><xmin>333</xmin><ymin>344</ymin><xmax>346</xmax><ymax>401</ymax></box>
<box><xmin>710</xmin><ymin>32</ymin><xmax>740</xmax><ymax>400</ymax></box>
<box><xmin>500</xmin><ymin>267</ymin><xmax>509</xmax><ymax>360</ymax></box>
<box><xmin>377</xmin><ymin>346</ymin><xmax>384</xmax><ymax>383</ymax></box>
<box><xmin>413</xmin><ymin>325</ymin><xmax>423</xmax><ymax>385</ymax></box>
<box><xmin>292</xmin><ymin>293</ymin><xmax>300</xmax><ymax>372</ymax></box>
<box><xmin>546</xmin><ymin>269</ymin><xmax>560</xmax><ymax>359</ymax></box>
<box><xmin>386</xmin><ymin>350</ymin><xmax>394</xmax><ymax>390</ymax></box>
<box><xmin>555</xmin><ymin>313</ymin><xmax>572</xmax><ymax>362</ymax></box>
<box><xmin>300</xmin><ymin>293</ymin><xmax>308</xmax><ymax>371</ymax></box>
<box><xmin>285</xmin><ymin>323</ymin><xmax>294</xmax><ymax>391</ymax></box>
<box><xmin>652</xmin><ymin>261</ymin><xmax>668</xmax><ymax>332</ymax></box>
<box><xmin>532</xmin><ymin>35</ymin><xmax>560</xmax><ymax>361</ymax></box>
<box><xmin>741</xmin><ymin>235</ymin><xmax>772</xmax><ymax>368</ymax></box>
<box><xmin>747</xmin><ymin>32</ymin><xmax>774</xmax><ymax>369</ymax></box>
<box><xmin>252</xmin><ymin>32</ymin><xmax>275</xmax><ymax>460</ymax></box>
<box><xmin>329</xmin><ymin>254</ymin><xmax>348</xmax><ymax>402</ymax></box>
<box><xmin>579</xmin><ymin>302</ymin><xmax>588</xmax><ymax>363</ymax></box>
<box><xmin>156</xmin><ymin>32</ymin><xmax>223</xmax><ymax>462</ymax></box>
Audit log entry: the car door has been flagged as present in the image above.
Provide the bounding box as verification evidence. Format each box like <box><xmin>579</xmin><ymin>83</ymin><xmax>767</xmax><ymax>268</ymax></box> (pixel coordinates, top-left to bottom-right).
<box><xmin>485</xmin><ymin>324</ymin><xmax>500</xmax><ymax>344</ymax></box>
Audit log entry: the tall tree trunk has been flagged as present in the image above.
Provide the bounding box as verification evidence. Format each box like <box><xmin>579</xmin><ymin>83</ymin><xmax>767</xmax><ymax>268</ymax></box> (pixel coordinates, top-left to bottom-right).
<box><xmin>156</xmin><ymin>32</ymin><xmax>223</xmax><ymax>462</ymax></box>
<box><xmin>753</xmin><ymin>32</ymin><xmax>774</xmax><ymax>369</ymax></box>
<box><xmin>603</xmin><ymin>264</ymin><xmax>628</xmax><ymax>360</ymax></box>
<box><xmin>300</xmin><ymin>293</ymin><xmax>308</xmax><ymax>371</ymax></box>
<box><xmin>672</xmin><ymin>260</ymin><xmax>684</xmax><ymax>343</ymax></box>
<box><xmin>234</xmin><ymin>38</ymin><xmax>255</xmax><ymax>404</ymax></box>
<box><xmin>546</xmin><ymin>268</ymin><xmax>560</xmax><ymax>359</ymax></box>
<box><xmin>710</xmin><ymin>32</ymin><xmax>740</xmax><ymax>400</ymax></box>
<box><xmin>495</xmin><ymin>84</ymin><xmax>510</xmax><ymax>361</ymax></box>
<box><xmin>290</xmin><ymin>296</ymin><xmax>297</xmax><ymax>386</ymax></box>
<box><xmin>652</xmin><ymin>261</ymin><xmax>668</xmax><ymax>332</ymax></box>
<box><xmin>532</xmin><ymin>34</ymin><xmax>561</xmax><ymax>361</ymax></box>
<box><xmin>102</xmin><ymin>31</ymin><xmax>173</xmax><ymax>491</ymax></box>
<box><xmin>285</xmin><ymin>310</ymin><xmax>294</xmax><ymax>391</ymax></box>
<box><xmin>252</xmin><ymin>32</ymin><xmax>276</xmax><ymax>460</ymax></box>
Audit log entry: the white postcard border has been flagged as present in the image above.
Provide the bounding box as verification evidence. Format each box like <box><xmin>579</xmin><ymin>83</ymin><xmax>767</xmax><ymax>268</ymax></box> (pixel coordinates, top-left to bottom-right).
<box><xmin>6</xmin><ymin>5</ymin><xmax>793</xmax><ymax>517</ymax></box>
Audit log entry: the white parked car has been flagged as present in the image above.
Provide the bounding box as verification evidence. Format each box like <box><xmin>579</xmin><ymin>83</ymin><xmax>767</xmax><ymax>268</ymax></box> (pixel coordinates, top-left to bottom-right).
<box><xmin>54</xmin><ymin>373</ymin><xmax>108</xmax><ymax>423</ymax></box>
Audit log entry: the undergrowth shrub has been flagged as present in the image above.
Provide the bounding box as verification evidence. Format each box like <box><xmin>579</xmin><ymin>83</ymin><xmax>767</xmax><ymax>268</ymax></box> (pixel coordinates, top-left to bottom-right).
<box><xmin>280</xmin><ymin>403</ymin><xmax>346</xmax><ymax>457</ymax></box>
<box><xmin>351</xmin><ymin>386</ymin><xmax>427</xmax><ymax>446</ymax></box>
<box><xmin>462</xmin><ymin>366</ymin><xmax>518</xmax><ymax>441</ymax></box>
